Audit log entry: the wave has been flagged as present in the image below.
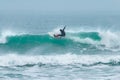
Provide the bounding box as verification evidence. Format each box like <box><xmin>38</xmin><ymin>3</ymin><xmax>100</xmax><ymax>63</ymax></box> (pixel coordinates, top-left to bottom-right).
<box><xmin>0</xmin><ymin>54</ymin><xmax>120</xmax><ymax>67</ymax></box>
<box><xmin>0</xmin><ymin>30</ymin><xmax>120</xmax><ymax>53</ymax></box>
<box><xmin>0</xmin><ymin>31</ymin><xmax>101</xmax><ymax>44</ymax></box>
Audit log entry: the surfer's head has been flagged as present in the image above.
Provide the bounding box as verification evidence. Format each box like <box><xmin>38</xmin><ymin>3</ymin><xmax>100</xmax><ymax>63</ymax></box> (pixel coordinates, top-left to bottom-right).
<box><xmin>60</xmin><ymin>29</ymin><xmax>62</xmax><ymax>31</ymax></box>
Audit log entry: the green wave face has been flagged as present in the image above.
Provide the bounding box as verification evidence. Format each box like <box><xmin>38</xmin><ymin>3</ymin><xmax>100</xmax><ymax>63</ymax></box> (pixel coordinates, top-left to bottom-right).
<box><xmin>68</xmin><ymin>32</ymin><xmax>101</xmax><ymax>41</ymax></box>
<box><xmin>0</xmin><ymin>32</ymin><xmax>102</xmax><ymax>54</ymax></box>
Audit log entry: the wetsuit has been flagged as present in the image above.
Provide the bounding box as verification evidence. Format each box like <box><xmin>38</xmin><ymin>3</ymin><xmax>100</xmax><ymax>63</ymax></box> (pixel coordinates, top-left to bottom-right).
<box><xmin>54</xmin><ymin>26</ymin><xmax>66</xmax><ymax>37</ymax></box>
<box><xmin>58</xmin><ymin>26</ymin><xmax>66</xmax><ymax>37</ymax></box>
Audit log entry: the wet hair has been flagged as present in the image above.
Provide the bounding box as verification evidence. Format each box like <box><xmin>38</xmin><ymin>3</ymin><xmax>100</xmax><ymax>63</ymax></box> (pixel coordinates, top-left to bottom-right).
<box><xmin>60</xmin><ymin>29</ymin><xmax>62</xmax><ymax>31</ymax></box>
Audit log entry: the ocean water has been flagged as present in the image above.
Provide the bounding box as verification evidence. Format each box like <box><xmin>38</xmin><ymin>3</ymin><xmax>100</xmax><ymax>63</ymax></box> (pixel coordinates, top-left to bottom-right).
<box><xmin>0</xmin><ymin>14</ymin><xmax>120</xmax><ymax>80</ymax></box>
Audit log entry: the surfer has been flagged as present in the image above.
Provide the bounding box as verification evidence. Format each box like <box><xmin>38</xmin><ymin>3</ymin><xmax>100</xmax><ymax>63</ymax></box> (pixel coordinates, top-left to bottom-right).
<box><xmin>54</xmin><ymin>26</ymin><xmax>66</xmax><ymax>38</ymax></box>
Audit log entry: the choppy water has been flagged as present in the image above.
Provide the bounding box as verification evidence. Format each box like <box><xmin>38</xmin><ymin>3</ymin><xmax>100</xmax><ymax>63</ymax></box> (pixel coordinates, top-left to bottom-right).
<box><xmin>0</xmin><ymin>14</ymin><xmax>120</xmax><ymax>80</ymax></box>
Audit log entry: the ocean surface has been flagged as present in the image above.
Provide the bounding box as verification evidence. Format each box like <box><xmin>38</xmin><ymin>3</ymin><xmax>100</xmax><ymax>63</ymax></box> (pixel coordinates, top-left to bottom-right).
<box><xmin>0</xmin><ymin>14</ymin><xmax>120</xmax><ymax>80</ymax></box>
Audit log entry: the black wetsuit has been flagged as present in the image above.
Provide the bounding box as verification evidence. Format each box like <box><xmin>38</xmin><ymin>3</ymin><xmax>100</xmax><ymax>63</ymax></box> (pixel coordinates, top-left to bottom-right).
<box><xmin>58</xmin><ymin>27</ymin><xmax>66</xmax><ymax>37</ymax></box>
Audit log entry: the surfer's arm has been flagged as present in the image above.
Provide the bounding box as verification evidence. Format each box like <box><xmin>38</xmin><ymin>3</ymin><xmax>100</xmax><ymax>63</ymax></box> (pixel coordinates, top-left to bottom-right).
<box><xmin>63</xmin><ymin>26</ymin><xmax>66</xmax><ymax>31</ymax></box>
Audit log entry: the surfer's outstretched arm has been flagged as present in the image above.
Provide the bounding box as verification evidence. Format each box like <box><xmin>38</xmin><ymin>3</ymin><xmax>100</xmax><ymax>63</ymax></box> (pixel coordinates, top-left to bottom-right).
<box><xmin>63</xmin><ymin>25</ymin><xmax>66</xmax><ymax>31</ymax></box>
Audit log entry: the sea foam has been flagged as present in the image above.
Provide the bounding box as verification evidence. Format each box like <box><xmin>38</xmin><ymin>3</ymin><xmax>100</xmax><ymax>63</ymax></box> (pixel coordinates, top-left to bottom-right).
<box><xmin>0</xmin><ymin>54</ymin><xmax>120</xmax><ymax>67</ymax></box>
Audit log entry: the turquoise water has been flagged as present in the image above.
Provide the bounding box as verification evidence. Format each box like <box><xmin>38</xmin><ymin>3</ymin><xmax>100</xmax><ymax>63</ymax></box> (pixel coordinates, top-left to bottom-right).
<box><xmin>0</xmin><ymin>14</ymin><xmax>120</xmax><ymax>80</ymax></box>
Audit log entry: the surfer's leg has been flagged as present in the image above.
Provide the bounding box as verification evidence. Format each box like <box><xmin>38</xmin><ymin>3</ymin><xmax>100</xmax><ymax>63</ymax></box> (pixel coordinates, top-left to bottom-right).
<box><xmin>54</xmin><ymin>34</ymin><xmax>64</xmax><ymax>37</ymax></box>
<box><xmin>54</xmin><ymin>34</ymin><xmax>60</xmax><ymax>37</ymax></box>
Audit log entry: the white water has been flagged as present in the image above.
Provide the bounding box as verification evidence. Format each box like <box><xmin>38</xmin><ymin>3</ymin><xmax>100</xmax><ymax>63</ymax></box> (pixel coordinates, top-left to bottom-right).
<box><xmin>0</xmin><ymin>53</ymin><xmax>120</xmax><ymax>66</ymax></box>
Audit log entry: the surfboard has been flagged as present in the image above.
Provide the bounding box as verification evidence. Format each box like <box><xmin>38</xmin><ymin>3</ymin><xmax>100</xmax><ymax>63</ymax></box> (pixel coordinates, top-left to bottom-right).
<box><xmin>48</xmin><ymin>32</ymin><xmax>64</xmax><ymax>38</ymax></box>
<box><xmin>48</xmin><ymin>32</ymin><xmax>61</xmax><ymax>38</ymax></box>
<box><xmin>48</xmin><ymin>32</ymin><xmax>54</xmax><ymax>37</ymax></box>
<box><xmin>54</xmin><ymin>34</ymin><xmax>62</xmax><ymax>38</ymax></box>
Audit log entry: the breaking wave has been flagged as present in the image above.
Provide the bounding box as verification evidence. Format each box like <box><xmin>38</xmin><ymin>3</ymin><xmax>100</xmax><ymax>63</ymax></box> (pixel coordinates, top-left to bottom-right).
<box><xmin>0</xmin><ymin>30</ymin><xmax>120</xmax><ymax>53</ymax></box>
